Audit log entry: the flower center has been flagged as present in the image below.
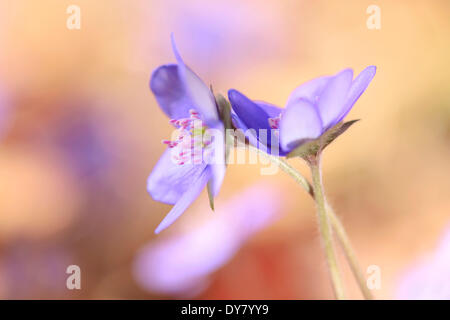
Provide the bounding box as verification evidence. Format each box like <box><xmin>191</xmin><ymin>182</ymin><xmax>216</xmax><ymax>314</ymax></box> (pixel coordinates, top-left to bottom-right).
<box><xmin>268</xmin><ymin>114</ymin><xmax>281</xmax><ymax>130</ymax></box>
<box><xmin>268</xmin><ymin>114</ymin><xmax>282</xmax><ymax>138</ymax></box>
<box><xmin>162</xmin><ymin>109</ymin><xmax>212</xmax><ymax>165</ymax></box>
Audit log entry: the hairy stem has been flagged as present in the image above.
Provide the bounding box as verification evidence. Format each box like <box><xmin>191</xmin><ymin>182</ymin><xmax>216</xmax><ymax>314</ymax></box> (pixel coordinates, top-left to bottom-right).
<box><xmin>308</xmin><ymin>155</ymin><xmax>345</xmax><ymax>299</ymax></box>
<box><xmin>239</xmin><ymin>136</ymin><xmax>372</xmax><ymax>299</ymax></box>
<box><xmin>326</xmin><ymin>204</ymin><xmax>373</xmax><ymax>299</ymax></box>
<box><xmin>266</xmin><ymin>155</ymin><xmax>371</xmax><ymax>299</ymax></box>
<box><xmin>246</xmin><ymin>144</ymin><xmax>313</xmax><ymax>195</ymax></box>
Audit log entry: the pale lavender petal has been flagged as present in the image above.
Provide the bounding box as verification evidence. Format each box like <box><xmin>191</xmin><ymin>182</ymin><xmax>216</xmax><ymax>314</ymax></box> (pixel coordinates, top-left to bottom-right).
<box><xmin>134</xmin><ymin>183</ymin><xmax>282</xmax><ymax>296</ymax></box>
<box><xmin>154</xmin><ymin>166</ymin><xmax>211</xmax><ymax>234</ymax></box>
<box><xmin>147</xmin><ymin>149</ymin><xmax>207</xmax><ymax>205</ymax></box>
<box><xmin>317</xmin><ymin>69</ymin><xmax>353</xmax><ymax>130</ymax></box>
<box><xmin>336</xmin><ymin>66</ymin><xmax>377</xmax><ymax>123</ymax></box>
<box><xmin>206</xmin><ymin>121</ymin><xmax>226</xmax><ymax>197</ymax></box>
<box><xmin>280</xmin><ymin>99</ymin><xmax>323</xmax><ymax>151</ymax></box>
<box><xmin>150</xmin><ymin>64</ymin><xmax>192</xmax><ymax>120</ymax></box>
<box><xmin>171</xmin><ymin>34</ymin><xmax>219</xmax><ymax>125</ymax></box>
<box><xmin>396</xmin><ymin>225</ymin><xmax>450</xmax><ymax>299</ymax></box>
<box><xmin>286</xmin><ymin>76</ymin><xmax>331</xmax><ymax>106</ymax></box>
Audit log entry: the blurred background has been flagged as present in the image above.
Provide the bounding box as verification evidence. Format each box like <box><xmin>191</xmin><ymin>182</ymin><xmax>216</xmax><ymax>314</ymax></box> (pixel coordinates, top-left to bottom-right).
<box><xmin>0</xmin><ymin>0</ymin><xmax>449</xmax><ymax>299</ymax></box>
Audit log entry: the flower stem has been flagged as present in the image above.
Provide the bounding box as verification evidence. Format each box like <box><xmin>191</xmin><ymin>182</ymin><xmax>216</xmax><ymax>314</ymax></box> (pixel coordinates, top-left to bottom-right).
<box><xmin>248</xmin><ymin>144</ymin><xmax>313</xmax><ymax>195</ymax></box>
<box><xmin>308</xmin><ymin>155</ymin><xmax>345</xmax><ymax>299</ymax></box>
<box><xmin>325</xmin><ymin>203</ymin><xmax>374</xmax><ymax>299</ymax></box>
<box><xmin>240</xmin><ymin>136</ymin><xmax>372</xmax><ymax>299</ymax></box>
<box><xmin>267</xmin><ymin>156</ymin><xmax>371</xmax><ymax>299</ymax></box>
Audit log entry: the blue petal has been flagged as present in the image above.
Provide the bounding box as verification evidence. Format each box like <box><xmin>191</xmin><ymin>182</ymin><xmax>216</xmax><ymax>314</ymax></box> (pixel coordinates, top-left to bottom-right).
<box><xmin>280</xmin><ymin>99</ymin><xmax>323</xmax><ymax>151</ymax></box>
<box><xmin>228</xmin><ymin>89</ymin><xmax>284</xmax><ymax>154</ymax></box>
<box><xmin>147</xmin><ymin>149</ymin><xmax>207</xmax><ymax>205</ymax></box>
<box><xmin>150</xmin><ymin>64</ymin><xmax>192</xmax><ymax>120</ymax></box>
<box><xmin>317</xmin><ymin>69</ymin><xmax>353</xmax><ymax>130</ymax></box>
<box><xmin>230</xmin><ymin>112</ymin><xmax>260</xmax><ymax>149</ymax></box>
<box><xmin>287</xmin><ymin>76</ymin><xmax>331</xmax><ymax>106</ymax></box>
<box><xmin>228</xmin><ymin>89</ymin><xmax>281</xmax><ymax>132</ymax></box>
<box><xmin>336</xmin><ymin>66</ymin><xmax>377</xmax><ymax>123</ymax></box>
<box><xmin>155</xmin><ymin>166</ymin><xmax>212</xmax><ymax>234</ymax></box>
<box><xmin>171</xmin><ymin>34</ymin><xmax>219</xmax><ymax>126</ymax></box>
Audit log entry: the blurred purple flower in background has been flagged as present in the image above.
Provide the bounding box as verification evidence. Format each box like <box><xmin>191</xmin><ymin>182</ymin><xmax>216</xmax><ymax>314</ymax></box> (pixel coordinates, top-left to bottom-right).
<box><xmin>143</xmin><ymin>0</ymin><xmax>287</xmax><ymax>75</ymax></box>
<box><xmin>147</xmin><ymin>35</ymin><xmax>225</xmax><ymax>234</ymax></box>
<box><xmin>228</xmin><ymin>66</ymin><xmax>376</xmax><ymax>154</ymax></box>
<box><xmin>396</xmin><ymin>225</ymin><xmax>450</xmax><ymax>299</ymax></box>
<box><xmin>53</xmin><ymin>108</ymin><xmax>115</xmax><ymax>181</ymax></box>
<box><xmin>0</xmin><ymin>86</ymin><xmax>10</xmax><ymax>140</ymax></box>
<box><xmin>0</xmin><ymin>241</ymin><xmax>72</xmax><ymax>299</ymax></box>
<box><xmin>133</xmin><ymin>183</ymin><xmax>282</xmax><ymax>297</ymax></box>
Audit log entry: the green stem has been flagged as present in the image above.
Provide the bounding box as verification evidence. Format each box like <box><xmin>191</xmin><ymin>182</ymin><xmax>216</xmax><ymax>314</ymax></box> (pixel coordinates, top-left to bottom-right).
<box><xmin>326</xmin><ymin>204</ymin><xmax>374</xmax><ymax>300</ymax></box>
<box><xmin>236</xmin><ymin>134</ymin><xmax>372</xmax><ymax>299</ymax></box>
<box><xmin>246</xmin><ymin>143</ymin><xmax>313</xmax><ymax>195</ymax></box>
<box><xmin>308</xmin><ymin>155</ymin><xmax>345</xmax><ymax>299</ymax></box>
<box><xmin>264</xmin><ymin>154</ymin><xmax>372</xmax><ymax>299</ymax></box>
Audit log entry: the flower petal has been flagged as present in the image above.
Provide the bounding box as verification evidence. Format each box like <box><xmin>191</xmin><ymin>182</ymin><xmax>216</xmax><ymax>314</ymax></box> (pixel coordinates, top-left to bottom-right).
<box><xmin>171</xmin><ymin>34</ymin><xmax>218</xmax><ymax>125</ymax></box>
<box><xmin>205</xmin><ymin>121</ymin><xmax>226</xmax><ymax>197</ymax></box>
<box><xmin>150</xmin><ymin>64</ymin><xmax>192</xmax><ymax>120</ymax></box>
<box><xmin>280</xmin><ymin>99</ymin><xmax>323</xmax><ymax>151</ymax></box>
<box><xmin>154</xmin><ymin>166</ymin><xmax>212</xmax><ymax>234</ymax></box>
<box><xmin>317</xmin><ymin>69</ymin><xmax>353</xmax><ymax>130</ymax></box>
<box><xmin>337</xmin><ymin>65</ymin><xmax>377</xmax><ymax>122</ymax></box>
<box><xmin>230</xmin><ymin>112</ymin><xmax>260</xmax><ymax>149</ymax></box>
<box><xmin>228</xmin><ymin>89</ymin><xmax>281</xmax><ymax>132</ymax></box>
<box><xmin>287</xmin><ymin>76</ymin><xmax>331</xmax><ymax>106</ymax></box>
<box><xmin>228</xmin><ymin>89</ymin><xmax>284</xmax><ymax>154</ymax></box>
<box><xmin>147</xmin><ymin>149</ymin><xmax>207</xmax><ymax>205</ymax></box>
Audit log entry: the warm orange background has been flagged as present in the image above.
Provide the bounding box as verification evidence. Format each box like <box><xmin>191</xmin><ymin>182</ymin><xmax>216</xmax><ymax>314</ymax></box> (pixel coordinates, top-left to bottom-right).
<box><xmin>0</xmin><ymin>0</ymin><xmax>449</xmax><ymax>299</ymax></box>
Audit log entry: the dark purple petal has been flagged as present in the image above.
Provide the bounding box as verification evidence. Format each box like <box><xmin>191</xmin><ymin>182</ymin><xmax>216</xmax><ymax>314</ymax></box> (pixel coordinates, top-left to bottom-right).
<box><xmin>317</xmin><ymin>69</ymin><xmax>353</xmax><ymax>130</ymax></box>
<box><xmin>155</xmin><ymin>166</ymin><xmax>212</xmax><ymax>234</ymax></box>
<box><xmin>171</xmin><ymin>35</ymin><xmax>219</xmax><ymax>126</ymax></box>
<box><xmin>230</xmin><ymin>113</ymin><xmax>260</xmax><ymax>148</ymax></box>
<box><xmin>147</xmin><ymin>149</ymin><xmax>207</xmax><ymax>205</ymax></box>
<box><xmin>336</xmin><ymin>65</ymin><xmax>377</xmax><ymax>122</ymax></box>
<box><xmin>253</xmin><ymin>100</ymin><xmax>284</xmax><ymax>118</ymax></box>
<box><xmin>228</xmin><ymin>89</ymin><xmax>281</xmax><ymax>132</ymax></box>
<box><xmin>228</xmin><ymin>89</ymin><xmax>284</xmax><ymax>155</ymax></box>
<box><xmin>286</xmin><ymin>76</ymin><xmax>331</xmax><ymax>106</ymax></box>
<box><xmin>150</xmin><ymin>64</ymin><xmax>192</xmax><ymax>120</ymax></box>
<box><xmin>280</xmin><ymin>99</ymin><xmax>323</xmax><ymax>151</ymax></box>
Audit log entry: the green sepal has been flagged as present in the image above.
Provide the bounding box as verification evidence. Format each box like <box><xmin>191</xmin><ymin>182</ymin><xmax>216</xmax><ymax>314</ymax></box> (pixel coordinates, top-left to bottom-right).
<box><xmin>287</xmin><ymin>120</ymin><xmax>360</xmax><ymax>159</ymax></box>
<box><xmin>215</xmin><ymin>93</ymin><xmax>234</xmax><ymax>163</ymax></box>
<box><xmin>207</xmin><ymin>181</ymin><xmax>215</xmax><ymax>211</ymax></box>
<box><xmin>215</xmin><ymin>93</ymin><xmax>233</xmax><ymax>131</ymax></box>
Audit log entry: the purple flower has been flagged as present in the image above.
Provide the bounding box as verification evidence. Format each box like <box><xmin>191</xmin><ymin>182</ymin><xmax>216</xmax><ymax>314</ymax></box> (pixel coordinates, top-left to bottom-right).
<box><xmin>0</xmin><ymin>86</ymin><xmax>10</xmax><ymax>139</ymax></box>
<box><xmin>396</xmin><ymin>225</ymin><xmax>450</xmax><ymax>299</ymax></box>
<box><xmin>134</xmin><ymin>183</ymin><xmax>282</xmax><ymax>297</ymax></box>
<box><xmin>228</xmin><ymin>66</ymin><xmax>376</xmax><ymax>155</ymax></box>
<box><xmin>147</xmin><ymin>35</ymin><xmax>225</xmax><ymax>234</ymax></box>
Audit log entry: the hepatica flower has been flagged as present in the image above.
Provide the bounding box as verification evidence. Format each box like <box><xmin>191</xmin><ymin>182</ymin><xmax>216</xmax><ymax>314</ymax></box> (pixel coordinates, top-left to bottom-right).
<box><xmin>134</xmin><ymin>183</ymin><xmax>282</xmax><ymax>297</ymax></box>
<box><xmin>396</xmin><ymin>225</ymin><xmax>450</xmax><ymax>299</ymax></box>
<box><xmin>148</xmin><ymin>35</ymin><xmax>225</xmax><ymax>234</ymax></box>
<box><xmin>228</xmin><ymin>66</ymin><xmax>376</xmax><ymax>156</ymax></box>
